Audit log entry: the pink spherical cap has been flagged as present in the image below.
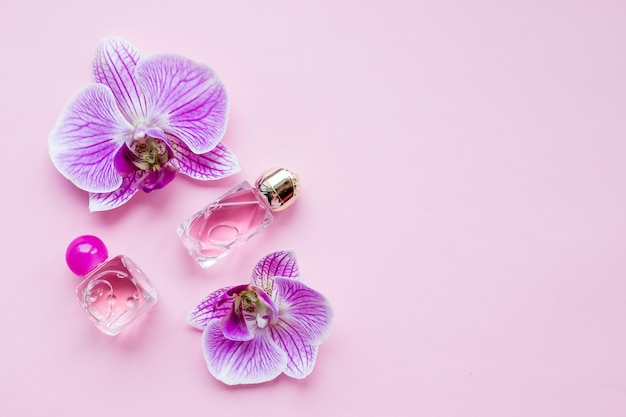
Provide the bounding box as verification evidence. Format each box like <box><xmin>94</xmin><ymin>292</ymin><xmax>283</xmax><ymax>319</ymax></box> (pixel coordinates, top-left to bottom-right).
<box><xmin>66</xmin><ymin>235</ymin><xmax>109</xmax><ymax>276</ymax></box>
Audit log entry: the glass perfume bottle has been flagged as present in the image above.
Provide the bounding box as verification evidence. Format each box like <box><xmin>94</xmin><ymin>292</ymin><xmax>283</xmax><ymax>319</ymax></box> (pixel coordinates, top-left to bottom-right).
<box><xmin>65</xmin><ymin>235</ymin><xmax>158</xmax><ymax>336</ymax></box>
<box><xmin>178</xmin><ymin>167</ymin><xmax>299</xmax><ymax>268</ymax></box>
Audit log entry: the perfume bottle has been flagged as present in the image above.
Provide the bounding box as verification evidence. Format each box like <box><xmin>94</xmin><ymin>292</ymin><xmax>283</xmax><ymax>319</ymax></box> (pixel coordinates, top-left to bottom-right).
<box><xmin>65</xmin><ymin>235</ymin><xmax>158</xmax><ymax>336</ymax></box>
<box><xmin>178</xmin><ymin>167</ymin><xmax>299</xmax><ymax>267</ymax></box>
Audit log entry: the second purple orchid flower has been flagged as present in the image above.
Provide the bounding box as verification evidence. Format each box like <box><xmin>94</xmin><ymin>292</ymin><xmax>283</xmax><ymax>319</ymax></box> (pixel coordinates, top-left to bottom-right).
<box><xmin>188</xmin><ymin>251</ymin><xmax>334</xmax><ymax>385</ymax></box>
<box><xmin>48</xmin><ymin>38</ymin><xmax>239</xmax><ymax>211</ymax></box>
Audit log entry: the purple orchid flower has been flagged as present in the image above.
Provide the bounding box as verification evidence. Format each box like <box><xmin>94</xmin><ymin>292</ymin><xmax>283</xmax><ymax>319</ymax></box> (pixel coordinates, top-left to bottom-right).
<box><xmin>48</xmin><ymin>37</ymin><xmax>239</xmax><ymax>211</ymax></box>
<box><xmin>187</xmin><ymin>251</ymin><xmax>333</xmax><ymax>385</ymax></box>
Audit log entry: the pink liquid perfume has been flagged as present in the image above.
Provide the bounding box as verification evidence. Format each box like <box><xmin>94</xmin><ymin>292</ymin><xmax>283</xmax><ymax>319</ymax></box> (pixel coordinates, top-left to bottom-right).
<box><xmin>66</xmin><ymin>235</ymin><xmax>158</xmax><ymax>336</ymax></box>
<box><xmin>178</xmin><ymin>167</ymin><xmax>299</xmax><ymax>267</ymax></box>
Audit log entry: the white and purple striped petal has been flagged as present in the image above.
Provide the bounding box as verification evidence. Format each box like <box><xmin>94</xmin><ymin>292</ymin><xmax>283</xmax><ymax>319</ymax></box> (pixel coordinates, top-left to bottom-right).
<box><xmin>202</xmin><ymin>320</ymin><xmax>287</xmax><ymax>385</ymax></box>
<box><xmin>169</xmin><ymin>140</ymin><xmax>240</xmax><ymax>180</ymax></box>
<box><xmin>136</xmin><ymin>54</ymin><xmax>229</xmax><ymax>154</ymax></box>
<box><xmin>49</xmin><ymin>84</ymin><xmax>132</xmax><ymax>193</ymax></box>
<box><xmin>269</xmin><ymin>321</ymin><xmax>319</xmax><ymax>379</ymax></box>
<box><xmin>273</xmin><ymin>277</ymin><xmax>333</xmax><ymax>345</ymax></box>
<box><xmin>88</xmin><ymin>171</ymin><xmax>140</xmax><ymax>212</ymax></box>
<box><xmin>251</xmin><ymin>251</ymin><xmax>300</xmax><ymax>296</ymax></box>
<box><xmin>187</xmin><ymin>286</ymin><xmax>235</xmax><ymax>330</ymax></box>
<box><xmin>93</xmin><ymin>37</ymin><xmax>146</xmax><ymax>121</ymax></box>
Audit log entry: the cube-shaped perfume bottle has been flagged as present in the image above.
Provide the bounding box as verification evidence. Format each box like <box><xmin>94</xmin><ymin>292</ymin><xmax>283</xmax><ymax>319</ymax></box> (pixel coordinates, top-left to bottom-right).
<box><xmin>66</xmin><ymin>235</ymin><xmax>158</xmax><ymax>336</ymax></box>
<box><xmin>178</xmin><ymin>168</ymin><xmax>299</xmax><ymax>268</ymax></box>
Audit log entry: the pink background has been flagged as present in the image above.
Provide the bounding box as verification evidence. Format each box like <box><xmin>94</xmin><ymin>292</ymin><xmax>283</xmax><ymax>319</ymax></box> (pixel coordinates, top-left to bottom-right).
<box><xmin>1</xmin><ymin>0</ymin><xmax>625</xmax><ymax>415</ymax></box>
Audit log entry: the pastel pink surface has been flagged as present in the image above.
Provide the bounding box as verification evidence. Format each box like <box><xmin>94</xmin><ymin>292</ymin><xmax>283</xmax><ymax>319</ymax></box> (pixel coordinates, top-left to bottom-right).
<box><xmin>1</xmin><ymin>0</ymin><xmax>626</xmax><ymax>416</ymax></box>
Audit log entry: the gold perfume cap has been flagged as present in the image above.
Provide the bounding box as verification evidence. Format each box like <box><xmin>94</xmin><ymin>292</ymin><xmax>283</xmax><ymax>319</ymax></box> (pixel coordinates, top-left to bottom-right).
<box><xmin>255</xmin><ymin>168</ymin><xmax>299</xmax><ymax>212</ymax></box>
